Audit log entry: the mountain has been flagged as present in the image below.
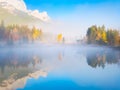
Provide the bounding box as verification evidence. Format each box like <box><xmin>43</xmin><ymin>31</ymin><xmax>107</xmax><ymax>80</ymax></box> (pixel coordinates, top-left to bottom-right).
<box><xmin>0</xmin><ymin>0</ymin><xmax>50</xmax><ymax>25</ymax></box>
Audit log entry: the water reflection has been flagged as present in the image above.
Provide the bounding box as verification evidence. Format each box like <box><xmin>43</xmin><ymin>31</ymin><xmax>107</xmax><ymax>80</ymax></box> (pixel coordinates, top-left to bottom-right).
<box><xmin>0</xmin><ymin>45</ymin><xmax>120</xmax><ymax>90</ymax></box>
<box><xmin>0</xmin><ymin>52</ymin><xmax>42</xmax><ymax>75</ymax></box>
<box><xmin>0</xmin><ymin>50</ymin><xmax>47</xmax><ymax>90</ymax></box>
<box><xmin>86</xmin><ymin>49</ymin><xmax>120</xmax><ymax>68</ymax></box>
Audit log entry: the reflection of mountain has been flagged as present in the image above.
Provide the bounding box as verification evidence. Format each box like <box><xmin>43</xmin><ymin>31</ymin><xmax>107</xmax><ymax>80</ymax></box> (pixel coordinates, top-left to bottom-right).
<box><xmin>0</xmin><ymin>70</ymin><xmax>47</xmax><ymax>90</ymax></box>
<box><xmin>86</xmin><ymin>49</ymin><xmax>120</xmax><ymax>68</ymax></box>
<box><xmin>0</xmin><ymin>50</ymin><xmax>44</xmax><ymax>88</ymax></box>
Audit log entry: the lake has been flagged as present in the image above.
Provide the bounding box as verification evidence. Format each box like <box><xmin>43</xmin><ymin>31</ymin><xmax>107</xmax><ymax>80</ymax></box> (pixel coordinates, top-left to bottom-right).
<box><xmin>0</xmin><ymin>44</ymin><xmax>120</xmax><ymax>90</ymax></box>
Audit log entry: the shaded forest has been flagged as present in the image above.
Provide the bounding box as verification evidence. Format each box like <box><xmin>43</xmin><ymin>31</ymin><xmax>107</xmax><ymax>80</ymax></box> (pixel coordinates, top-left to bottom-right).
<box><xmin>86</xmin><ymin>25</ymin><xmax>120</xmax><ymax>46</ymax></box>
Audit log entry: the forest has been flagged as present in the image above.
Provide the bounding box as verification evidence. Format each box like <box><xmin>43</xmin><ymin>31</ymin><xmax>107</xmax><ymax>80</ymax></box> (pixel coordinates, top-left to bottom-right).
<box><xmin>0</xmin><ymin>21</ymin><xmax>42</xmax><ymax>45</ymax></box>
<box><xmin>0</xmin><ymin>20</ymin><xmax>120</xmax><ymax>46</ymax></box>
<box><xmin>86</xmin><ymin>25</ymin><xmax>120</xmax><ymax>46</ymax></box>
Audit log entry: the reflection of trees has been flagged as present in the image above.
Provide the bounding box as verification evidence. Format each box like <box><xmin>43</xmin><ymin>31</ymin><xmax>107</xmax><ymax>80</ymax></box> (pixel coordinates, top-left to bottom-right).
<box><xmin>32</xmin><ymin>56</ymin><xmax>42</xmax><ymax>67</ymax></box>
<box><xmin>0</xmin><ymin>50</ymin><xmax>43</xmax><ymax>85</ymax></box>
<box><xmin>86</xmin><ymin>50</ymin><xmax>120</xmax><ymax>68</ymax></box>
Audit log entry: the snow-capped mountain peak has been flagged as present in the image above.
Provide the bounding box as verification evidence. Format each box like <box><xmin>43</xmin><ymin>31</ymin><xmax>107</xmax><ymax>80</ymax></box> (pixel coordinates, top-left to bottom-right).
<box><xmin>0</xmin><ymin>0</ymin><xmax>27</xmax><ymax>12</ymax></box>
<box><xmin>0</xmin><ymin>0</ymin><xmax>50</xmax><ymax>22</ymax></box>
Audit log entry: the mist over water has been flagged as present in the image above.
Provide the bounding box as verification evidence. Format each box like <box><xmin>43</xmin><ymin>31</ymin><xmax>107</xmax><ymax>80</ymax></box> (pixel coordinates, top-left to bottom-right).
<box><xmin>0</xmin><ymin>44</ymin><xmax>120</xmax><ymax>90</ymax></box>
<box><xmin>0</xmin><ymin>0</ymin><xmax>120</xmax><ymax>90</ymax></box>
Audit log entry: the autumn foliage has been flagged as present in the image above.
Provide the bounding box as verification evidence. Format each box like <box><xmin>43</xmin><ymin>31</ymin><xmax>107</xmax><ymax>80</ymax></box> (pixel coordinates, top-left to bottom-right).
<box><xmin>57</xmin><ymin>34</ymin><xmax>63</xmax><ymax>42</ymax></box>
<box><xmin>86</xmin><ymin>25</ymin><xmax>120</xmax><ymax>46</ymax></box>
<box><xmin>0</xmin><ymin>21</ymin><xmax>42</xmax><ymax>45</ymax></box>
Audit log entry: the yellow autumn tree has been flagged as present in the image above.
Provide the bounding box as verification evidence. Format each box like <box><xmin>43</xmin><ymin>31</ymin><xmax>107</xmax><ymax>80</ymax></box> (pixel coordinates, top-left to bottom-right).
<box><xmin>32</xmin><ymin>27</ymin><xmax>40</xmax><ymax>40</ymax></box>
<box><xmin>57</xmin><ymin>34</ymin><xmax>62</xmax><ymax>42</ymax></box>
<box><xmin>101</xmin><ymin>31</ymin><xmax>107</xmax><ymax>43</ymax></box>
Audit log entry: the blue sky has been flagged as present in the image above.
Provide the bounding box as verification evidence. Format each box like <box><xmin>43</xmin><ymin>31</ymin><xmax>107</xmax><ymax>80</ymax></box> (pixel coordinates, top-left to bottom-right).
<box><xmin>24</xmin><ymin>0</ymin><xmax>120</xmax><ymax>38</ymax></box>
<box><xmin>24</xmin><ymin>0</ymin><xmax>120</xmax><ymax>18</ymax></box>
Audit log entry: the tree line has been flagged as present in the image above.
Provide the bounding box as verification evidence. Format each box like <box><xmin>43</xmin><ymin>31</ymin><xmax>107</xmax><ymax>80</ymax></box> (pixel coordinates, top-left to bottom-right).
<box><xmin>86</xmin><ymin>25</ymin><xmax>120</xmax><ymax>46</ymax></box>
<box><xmin>0</xmin><ymin>21</ymin><xmax>42</xmax><ymax>45</ymax></box>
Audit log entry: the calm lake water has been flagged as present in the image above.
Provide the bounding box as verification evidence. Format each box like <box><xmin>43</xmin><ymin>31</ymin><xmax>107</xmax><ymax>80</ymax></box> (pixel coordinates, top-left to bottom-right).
<box><xmin>0</xmin><ymin>44</ymin><xmax>120</xmax><ymax>90</ymax></box>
